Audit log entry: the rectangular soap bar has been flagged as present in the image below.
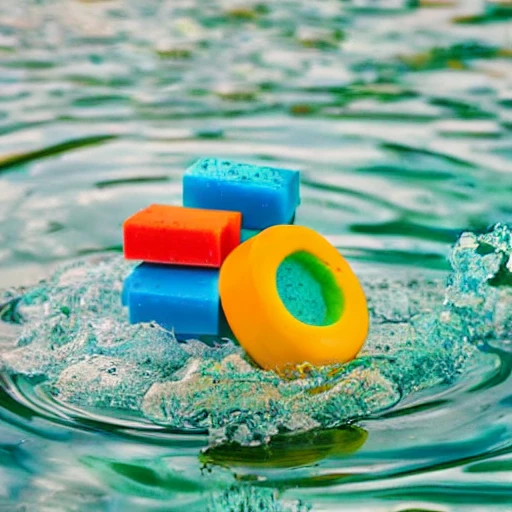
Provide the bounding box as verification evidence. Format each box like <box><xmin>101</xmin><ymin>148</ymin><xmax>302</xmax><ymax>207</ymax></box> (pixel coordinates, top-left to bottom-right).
<box><xmin>123</xmin><ymin>263</ymin><xmax>221</xmax><ymax>335</ymax></box>
<box><xmin>183</xmin><ymin>158</ymin><xmax>300</xmax><ymax>230</ymax></box>
<box><xmin>123</xmin><ymin>204</ymin><xmax>241</xmax><ymax>267</ymax></box>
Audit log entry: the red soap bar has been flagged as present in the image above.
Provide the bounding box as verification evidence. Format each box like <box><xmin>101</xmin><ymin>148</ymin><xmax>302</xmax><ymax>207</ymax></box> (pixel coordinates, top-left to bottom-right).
<box><xmin>123</xmin><ymin>204</ymin><xmax>241</xmax><ymax>267</ymax></box>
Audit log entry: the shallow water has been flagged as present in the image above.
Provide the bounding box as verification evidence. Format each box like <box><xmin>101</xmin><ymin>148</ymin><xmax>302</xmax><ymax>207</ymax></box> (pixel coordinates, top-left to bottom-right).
<box><xmin>0</xmin><ymin>0</ymin><xmax>511</xmax><ymax>510</ymax></box>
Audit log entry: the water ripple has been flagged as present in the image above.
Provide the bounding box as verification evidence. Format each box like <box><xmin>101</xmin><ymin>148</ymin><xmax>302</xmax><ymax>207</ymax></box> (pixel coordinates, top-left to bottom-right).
<box><xmin>0</xmin><ymin>0</ymin><xmax>511</xmax><ymax>510</ymax></box>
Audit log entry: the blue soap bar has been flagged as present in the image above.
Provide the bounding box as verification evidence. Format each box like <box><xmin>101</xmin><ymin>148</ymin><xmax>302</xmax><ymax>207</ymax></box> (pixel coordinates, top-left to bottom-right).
<box><xmin>123</xmin><ymin>263</ymin><xmax>220</xmax><ymax>335</ymax></box>
<box><xmin>183</xmin><ymin>158</ymin><xmax>300</xmax><ymax>230</ymax></box>
<box><xmin>121</xmin><ymin>278</ymin><xmax>130</xmax><ymax>306</ymax></box>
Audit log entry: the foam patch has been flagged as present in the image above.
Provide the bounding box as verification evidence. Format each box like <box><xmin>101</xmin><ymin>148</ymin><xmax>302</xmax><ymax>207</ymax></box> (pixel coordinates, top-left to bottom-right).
<box><xmin>3</xmin><ymin>225</ymin><xmax>512</xmax><ymax>446</ymax></box>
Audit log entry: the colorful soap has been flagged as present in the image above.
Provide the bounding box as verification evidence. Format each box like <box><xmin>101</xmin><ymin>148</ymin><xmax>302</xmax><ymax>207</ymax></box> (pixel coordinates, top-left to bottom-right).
<box><xmin>123</xmin><ymin>204</ymin><xmax>241</xmax><ymax>267</ymax></box>
<box><xmin>219</xmin><ymin>225</ymin><xmax>368</xmax><ymax>372</ymax></box>
<box><xmin>183</xmin><ymin>158</ymin><xmax>300</xmax><ymax>230</ymax></box>
<box><xmin>123</xmin><ymin>263</ymin><xmax>221</xmax><ymax>335</ymax></box>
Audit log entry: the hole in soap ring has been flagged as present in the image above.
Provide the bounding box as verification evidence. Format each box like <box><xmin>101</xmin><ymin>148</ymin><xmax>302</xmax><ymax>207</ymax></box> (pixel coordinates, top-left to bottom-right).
<box><xmin>276</xmin><ymin>251</ymin><xmax>344</xmax><ymax>326</ymax></box>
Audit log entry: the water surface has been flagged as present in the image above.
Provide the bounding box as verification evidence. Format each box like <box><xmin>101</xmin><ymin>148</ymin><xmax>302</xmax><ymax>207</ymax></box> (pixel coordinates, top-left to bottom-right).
<box><xmin>0</xmin><ymin>0</ymin><xmax>511</xmax><ymax>510</ymax></box>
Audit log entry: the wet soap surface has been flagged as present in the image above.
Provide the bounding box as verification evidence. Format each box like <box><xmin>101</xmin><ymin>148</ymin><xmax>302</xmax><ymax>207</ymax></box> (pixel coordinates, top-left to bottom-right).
<box><xmin>123</xmin><ymin>263</ymin><xmax>221</xmax><ymax>335</ymax></box>
<box><xmin>123</xmin><ymin>204</ymin><xmax>241</xmax><ymax>267</ymax></box>
<box><xmin>183</xmin><ymin>158</ymin><xmax>300</xmax><ymax>230</ymax></box>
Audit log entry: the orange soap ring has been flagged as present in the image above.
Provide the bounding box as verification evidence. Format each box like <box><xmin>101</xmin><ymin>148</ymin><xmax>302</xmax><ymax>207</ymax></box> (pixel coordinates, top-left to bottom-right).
<box><xmin>219</xmin><ymin>225</ymin><xmax>369</xmax><ymax>372</ymax></box>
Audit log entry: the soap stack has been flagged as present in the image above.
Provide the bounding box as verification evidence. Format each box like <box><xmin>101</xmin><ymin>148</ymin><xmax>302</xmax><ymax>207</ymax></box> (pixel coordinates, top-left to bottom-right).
<box><xmin>122</xmin><ymin>157</ymin><xmax>300</xmax><ymax>337</ymax></box>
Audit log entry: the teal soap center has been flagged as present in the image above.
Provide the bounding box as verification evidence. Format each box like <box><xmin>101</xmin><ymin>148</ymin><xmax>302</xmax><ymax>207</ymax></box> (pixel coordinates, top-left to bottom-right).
<box><xmin>276</xmin><ymin>251</ymin><xmax>344</xmax><ymax>326</ymax></box>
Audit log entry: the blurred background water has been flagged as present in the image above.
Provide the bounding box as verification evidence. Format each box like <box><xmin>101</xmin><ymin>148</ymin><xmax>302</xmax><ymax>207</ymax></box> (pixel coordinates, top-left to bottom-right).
<box><xmin>0</xmin><ymin>0</ymin><xmax>511</xmax><ymax>510</ymax></box>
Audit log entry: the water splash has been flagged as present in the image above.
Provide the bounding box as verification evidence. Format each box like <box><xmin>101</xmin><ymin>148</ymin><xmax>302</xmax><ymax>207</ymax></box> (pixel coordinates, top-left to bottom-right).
<box><xmin>208</xmin><ymin>486</ymin><xmax>311</xmax><ymax>512</ymax></box>
<box><xmin>2</xmin><ymin>225</ymin><xmax>512</xmax><ymax>445</ymax></box>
